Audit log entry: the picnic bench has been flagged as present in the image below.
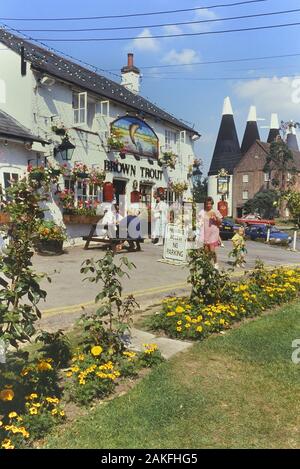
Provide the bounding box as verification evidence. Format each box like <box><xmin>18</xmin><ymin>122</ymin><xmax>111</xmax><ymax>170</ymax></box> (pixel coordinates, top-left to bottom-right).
<box><xmin>83</xmin><ymin>223</ymin><xmax>143</xmax><ymax>252</ymax></box>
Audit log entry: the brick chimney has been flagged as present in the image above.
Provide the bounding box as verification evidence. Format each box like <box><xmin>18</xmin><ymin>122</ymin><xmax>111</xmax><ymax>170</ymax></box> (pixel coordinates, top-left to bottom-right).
<box><xmin>121</xmin><ymin>53</ymin><xmax>141</xmax><ymax>94</ymax></box>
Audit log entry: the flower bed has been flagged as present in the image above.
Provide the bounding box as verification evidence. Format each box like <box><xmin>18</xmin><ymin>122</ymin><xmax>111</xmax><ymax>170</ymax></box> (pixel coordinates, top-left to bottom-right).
<box><xmin>148</xmin><ymin>265</ymin><xmax>300</xmax><ymax>340</ymax></box>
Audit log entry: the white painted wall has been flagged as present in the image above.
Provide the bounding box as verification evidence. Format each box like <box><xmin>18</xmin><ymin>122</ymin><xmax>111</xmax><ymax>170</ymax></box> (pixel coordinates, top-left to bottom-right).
<box><xmin>0</xmin><ymin>44</ymin><xmax>197</xmax><ymax>241</ymax></box>
<box><xmin>208</xmin><ymin>174</ymin><xmax>233</xmax><ymax>217</ymax></box>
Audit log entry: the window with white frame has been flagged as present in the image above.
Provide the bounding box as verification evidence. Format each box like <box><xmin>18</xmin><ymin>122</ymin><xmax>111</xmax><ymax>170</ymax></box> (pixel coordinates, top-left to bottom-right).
<box><xmin>179</xmin><ymin>131</ymin><xmax>186</xmax><ymax>145</ymax></box>
<box><xmin>64</xmin><ymin>178</ymin><xmax>101</xmax><ymax>205</ymax></box>
<box><xmin>73</xmin><ymin>91</ymin><xmax>87</xmax><ymax>125</ymax></box>
<box><xmin>264</xmin><ymin>172</ymin><xmax>271</xmax><ymax>182</ymax></box>
<box><xmin>242</xmin><ymin>174</ymin><xmax>249</xmax><ymax>183</ymax></box>
<box><xmin>1</xmin><ymin>172</ymin><xmax>19</xmax><ymax>200</ymax></box>
<box><xmin>165</xmin><ymin>129</ymin><xmax>177</xmax><ymax>150</ymax></box>
<box><xmin>242</xmin><ymin>190</ymin><xmax>249</xmax><ymax>200</ymax></box>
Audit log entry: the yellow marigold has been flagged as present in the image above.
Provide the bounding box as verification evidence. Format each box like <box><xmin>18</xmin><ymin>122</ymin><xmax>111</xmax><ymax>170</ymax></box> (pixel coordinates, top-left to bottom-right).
<box><xmin>185</xmin><ymin>304</ymin><xmax>192</xmax><ymax>309</ymax></box>
<box><xmin>177</xmin><ymin>320</ymin><xmax>182</xmax><ymax>325</ymax></box>
<box><xmin>175</xmin><ymin>306</ymin><xmax>185</xmax><ymax>314</ymax></box>
<box><xmin>36</xmin><ymin>361</ymin><xmax>53</xmax><ymax>372</ymax></box>
<box><xmin>166</xmin><ymin>311</ymin><xmax>175</xmax><ymax>317</ymax></box>
<box><xmin>196</xmin><ymin>326</ymin><xmax>203</xmax><ymax>332</ymax></box>
<box><xmin>1</xmin><ymin>438</ymin><xmax>14</xmax><ymax>450</ymax></box>
<box><xmin>66</xmin><ymin>371</ymin><xmax>73</xmax><ymax>378</ymax></box>
<box><xmin>29</xmin><ymin>407</ymin><xmax>38</xmax><ymax>415</ymax></box>
<box><xmin>219</xmin><ymin>318</ymin><xmax>225</xmax><ymax>325</ymax></box>
<box><xmin>176</xmin><ymin>327</ymin><xmax>182</xmax><ymax>332</ymax></box>
<box><xmin>27</xmin><ymin>393</ymin><xmax>38</xmax><ymax>400</ymax></box>
<box><xmin>185</xmin><ymin>323</ymin><xmax>191</xmax><ymax>328</ymax></box>
<box><xmin>0</xmin><ymin>421</ymin><xmax>3</xmax><ymax>426</ymax></box>
<box><xmin>0</xmin><ymin>389</ymin><xmax>14</xmax><ymax>401</ymax></box>
<box><xmin>91</xmin><ymin>345</ymin><xmax>103</xmax><ymax>356</ymax></box>
<box><xmin>8</xmin><ymin>412</ymin><xmax>18</xmax><ymax>419</ymax></box>
<box><xmin>60</xmin><ymin>410</ymin><xmax>65</xmax><ymax>417</ymax></box>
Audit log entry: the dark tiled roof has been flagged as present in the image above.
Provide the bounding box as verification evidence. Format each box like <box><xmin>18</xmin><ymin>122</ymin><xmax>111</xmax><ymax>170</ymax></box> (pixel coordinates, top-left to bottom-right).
<box><xmin>267</xmin><ymin>128</ymin><xmax>280</xmax><ymax>143</ymax></box>
<box><xmin>241</xmin><ymin>121</ymin><xmax>260</xmax><ymax>154</ymax></box>
<box><xmin>287</xmin><ymin>133</ymin><xmax>299</xmax><ymax>151</ymax></box>
<box><xmin>239</xmin><ymin>140</ymin><xmax>300</xmax><ymax>171</ymax></box>
<box><xmin>0</xmin><ymin>29</ymin><xmax>199</xmax><ymax>136</ymax></box>
<box><xmin>0</xmin><ymin>108</ymin><xmax>48</xmax><ymax>143</ymax></box>
<box><xmin>208</xmin><ymin>114</ymin><xmax>241</xmax><ymax>175</ymax></box>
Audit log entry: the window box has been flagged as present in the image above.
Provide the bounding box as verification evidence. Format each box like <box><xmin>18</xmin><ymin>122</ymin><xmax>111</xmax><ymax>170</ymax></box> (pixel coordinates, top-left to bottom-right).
<box><xmin>63</xmin><ymin>214</ymin><xmax>101</xmax><ymax>224</ymax></box>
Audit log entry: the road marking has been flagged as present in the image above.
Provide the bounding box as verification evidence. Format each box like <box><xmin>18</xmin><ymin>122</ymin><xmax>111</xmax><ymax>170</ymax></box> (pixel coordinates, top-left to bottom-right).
<box><xmin>40</xmin><ymin>263</ymin><xmax>300</xmax><ymax>318</ymax></box>
<box><xmin>41</xmin><ymin>281</ymin><xmax>189</xmax><ymax>317</ymax></box>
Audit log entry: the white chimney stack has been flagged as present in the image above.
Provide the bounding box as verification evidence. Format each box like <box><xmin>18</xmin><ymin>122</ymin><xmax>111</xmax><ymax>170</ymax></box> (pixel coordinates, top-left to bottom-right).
<box><xmin>121</xmin><ymin>53</ymin><xmax>141</xmax><ymax>94</ymax></box>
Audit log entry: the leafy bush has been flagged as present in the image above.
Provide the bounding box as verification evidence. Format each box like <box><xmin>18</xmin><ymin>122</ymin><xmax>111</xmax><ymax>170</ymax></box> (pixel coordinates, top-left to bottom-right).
<box><xmin>36</xmin><ymin>330</ymin><xmax>72</xmax><ymax>368</ymax></box>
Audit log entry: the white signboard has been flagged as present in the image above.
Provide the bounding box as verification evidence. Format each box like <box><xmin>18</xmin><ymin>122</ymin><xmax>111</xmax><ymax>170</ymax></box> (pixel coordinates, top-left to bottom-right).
<box><xmin>163</xmin><ymin>223</ymin><xmax>187</xmax><ymax>264</ymax></box>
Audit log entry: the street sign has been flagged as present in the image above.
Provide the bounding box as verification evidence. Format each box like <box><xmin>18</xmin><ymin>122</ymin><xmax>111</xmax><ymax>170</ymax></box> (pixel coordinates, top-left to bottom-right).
<box><xmin>163</xmin><ymin>223</ymin><xmax>188</xmax><ymax>264</ymax></box>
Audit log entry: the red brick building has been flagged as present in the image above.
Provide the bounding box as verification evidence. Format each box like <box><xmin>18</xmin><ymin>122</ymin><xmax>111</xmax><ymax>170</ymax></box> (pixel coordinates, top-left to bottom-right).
<box><xmin>232</xmin><ymin>140</ymin><xmax>300</xmax><ymax>217</ymax></box>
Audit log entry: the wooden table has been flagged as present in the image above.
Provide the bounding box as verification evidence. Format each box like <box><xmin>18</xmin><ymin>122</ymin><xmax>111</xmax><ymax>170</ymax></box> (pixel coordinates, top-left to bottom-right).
<box><xmin>82</xmin><ymin>224</ymin><xmax>143</xmax><ymax>252</ymax></box>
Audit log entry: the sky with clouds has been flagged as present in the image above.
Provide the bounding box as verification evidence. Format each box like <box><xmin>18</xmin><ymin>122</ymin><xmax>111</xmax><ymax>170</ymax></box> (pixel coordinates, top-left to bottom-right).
<box><xmin>1</xmin><ymin>0</ymin><xmax>300</xmax><ymax>174</ymax></box>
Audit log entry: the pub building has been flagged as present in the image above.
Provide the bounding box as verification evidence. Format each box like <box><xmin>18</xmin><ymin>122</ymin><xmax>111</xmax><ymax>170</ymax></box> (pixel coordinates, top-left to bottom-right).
<box><xmin>0</xmin><ymin>29</ymin><xmax>200</xmax><ymax>243</ymax></box>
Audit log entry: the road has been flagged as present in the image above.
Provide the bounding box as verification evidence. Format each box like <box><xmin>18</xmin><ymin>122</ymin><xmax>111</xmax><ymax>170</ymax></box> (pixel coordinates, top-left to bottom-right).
<box><xmin>33</xmin><ymin>240</ymin><xmax>300</xmax><ymax>318</ymax></box>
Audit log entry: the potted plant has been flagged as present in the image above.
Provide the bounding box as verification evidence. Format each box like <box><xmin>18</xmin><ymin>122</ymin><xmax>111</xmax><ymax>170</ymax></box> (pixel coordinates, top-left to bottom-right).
<box><xmin>0</xmin><ymin>209</ymin><xmax>10</xmax><ymax>224</ymax></box>
<box><xmin>35</xmin><ymin>220</ymin><xmax>66</xmax><ymax>255</ymax></box>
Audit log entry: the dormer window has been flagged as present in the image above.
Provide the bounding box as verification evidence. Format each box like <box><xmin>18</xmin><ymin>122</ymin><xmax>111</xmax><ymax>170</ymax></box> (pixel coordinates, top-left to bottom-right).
<box><xmin>73</xmin><ymin>92</ymin><xmax>87</xmax><ymax>125</ymax></box>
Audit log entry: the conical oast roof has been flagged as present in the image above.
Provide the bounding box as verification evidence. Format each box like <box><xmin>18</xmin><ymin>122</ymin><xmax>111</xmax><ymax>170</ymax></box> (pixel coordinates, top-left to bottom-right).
<box><xmin>208</xmin><ymin>97</ymin><xmax>241</xmax><ymax>176</ymax></box>
<box><xmin>241</xmin><ymin>105</ymin><xmax>260</xmax><ymax>154</ymax></box>
<box><xmin>267</xmin><ymin>113</ymin><xmax>280</xmax><ymax>143</ymax></box>
<box><xmin>286</xmin><ymin>126</ymin><xmax>299</xmax><ymax>151</ymax></box>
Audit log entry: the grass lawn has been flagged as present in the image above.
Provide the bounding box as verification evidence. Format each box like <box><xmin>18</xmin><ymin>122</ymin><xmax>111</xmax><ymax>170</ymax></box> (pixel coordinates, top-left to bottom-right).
<box><xmin>46</xmin><ymin>301</ymin><xmax>300</xmax><ymax>449</ymax></box>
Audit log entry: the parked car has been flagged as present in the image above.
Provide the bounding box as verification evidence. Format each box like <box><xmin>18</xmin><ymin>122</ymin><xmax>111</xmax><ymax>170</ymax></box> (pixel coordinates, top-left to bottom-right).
<box><xmin>220</xmin><ymin>218</ymin><xmax>240</xmax><ymax>240</ymax></box>
<box><xmin>236</xmin><ymin>214</ymin><xmax>275</xmax><ymax>225</ymax></box>
<box><xmin>245</xmin><ymin>224</ymin><xmax>292</xmax><ymax>245</ymax></box>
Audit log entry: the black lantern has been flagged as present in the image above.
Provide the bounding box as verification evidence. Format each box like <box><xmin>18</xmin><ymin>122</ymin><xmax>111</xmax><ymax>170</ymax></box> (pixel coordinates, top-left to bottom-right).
<box><xmin>54</xmin><ymin>137</ymin><xmax>75</xmax><ymax>161</ymax></box>
<box><xmin>191</xmin><ymin>166</ymin><xmax>202</xmax><ymax>187</ymax></box>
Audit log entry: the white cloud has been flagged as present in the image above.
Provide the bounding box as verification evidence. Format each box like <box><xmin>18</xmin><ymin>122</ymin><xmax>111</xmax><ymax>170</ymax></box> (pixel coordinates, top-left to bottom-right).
<box><xmin>189</xmin><ymin>8</ymin><xmax>219</xmax><ymax>33</ymax></box>
<box><xmin>163</xmin><ymin>25</ymin><xmax>183</xmax><ymax>36</ymax></box>
<box><xmin>234</xmin><ymin>76</ymin><xmax>300</xmax><ymax>119</ymax></box>
<box><xmin>161</xmin><ymin>48</ymin><xmax>200</xmax><ymax>65</ymax></box>
<box><xmin>127</xmin><ymin>28</ymin><xmax>160</xmax><ymax>52</ymax></box>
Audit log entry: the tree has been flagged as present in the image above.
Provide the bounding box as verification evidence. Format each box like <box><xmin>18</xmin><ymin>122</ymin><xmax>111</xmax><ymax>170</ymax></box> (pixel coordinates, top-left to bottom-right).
<box><xmin>284</xmin><ymin>191</ymin><xmax>300</xmax><ymax>228</ymax></box>
<box><xmin>264</xmin><ymin>139</ymin><xmax>297</xmax><ymax>192</ymax></box>
<box><xmin>263</xmin><ymin>139</ymin><xmax>297</xmax><ymax>217</ymax></box>
<box><xmin>193</xmin><ymin>177</ymin><xmax>208</xmax><ymax>203</ymax></box>
<box><xmin>243</xmin><ymin>189</ymin><xmax>279</xmax><ymax>219</ymax></box>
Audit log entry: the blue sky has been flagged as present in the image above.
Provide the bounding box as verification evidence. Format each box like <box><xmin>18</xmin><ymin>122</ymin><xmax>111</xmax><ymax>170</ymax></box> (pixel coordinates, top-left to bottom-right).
<box><xmin>1</xmin><ymin>0</ymin><xmax>300</xmax><ymax>174</ymax></box>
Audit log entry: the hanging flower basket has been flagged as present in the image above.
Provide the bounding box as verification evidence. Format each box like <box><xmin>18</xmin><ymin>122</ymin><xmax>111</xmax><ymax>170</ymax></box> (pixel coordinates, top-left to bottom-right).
<box><xmin>169</xmin><ymin>181</ymin><xmax>188</xmax><ymax>195</ymax></box>
<box><xmin>51</xmin><ymin>125</ymin><xmax>67</xmax><ymax>136</ymax></box>
<box><xmin>72</xmin><ymin>163</ymin><xmax>90</xmax><ymax>180</ymax></box>
<box><xmin>89</xmin><ymin>168</ymin><xmax>106</xmax><ymax>187</ymax></box>
<box><xmin>158</xmin><ymin>151</ymin><xmax>177</xmax><ymax>169</ymax></box>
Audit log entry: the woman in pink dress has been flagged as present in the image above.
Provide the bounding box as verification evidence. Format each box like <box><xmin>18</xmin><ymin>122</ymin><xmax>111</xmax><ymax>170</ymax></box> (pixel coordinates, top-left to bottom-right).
<box><xmin>197</xmin><ymin>196</ymin><xmax>223</xmax><ymax>269</ymax></box>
